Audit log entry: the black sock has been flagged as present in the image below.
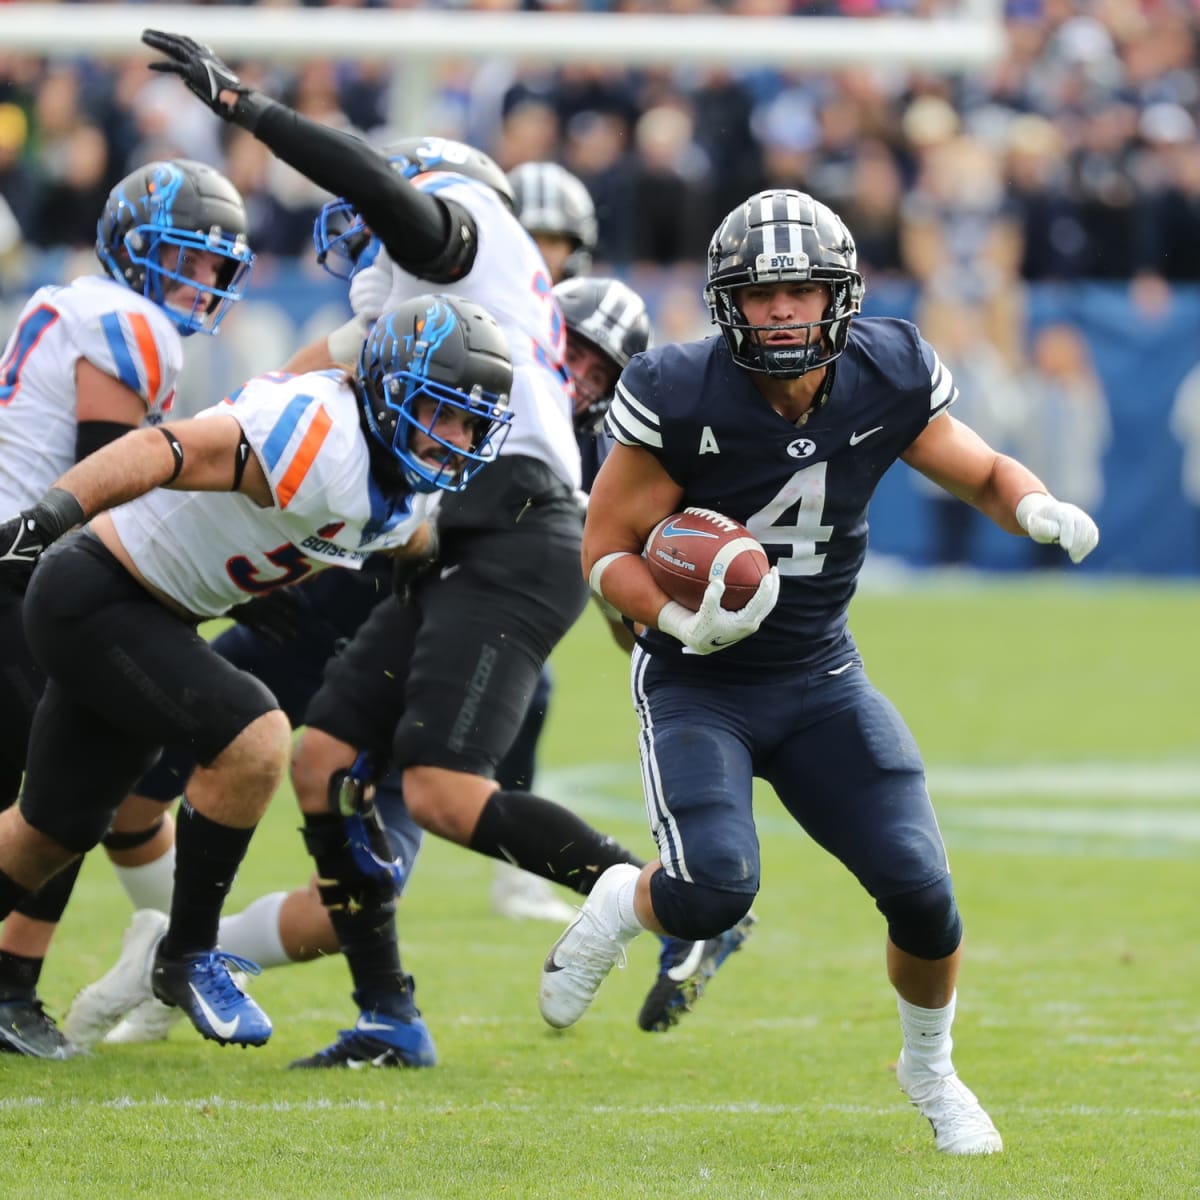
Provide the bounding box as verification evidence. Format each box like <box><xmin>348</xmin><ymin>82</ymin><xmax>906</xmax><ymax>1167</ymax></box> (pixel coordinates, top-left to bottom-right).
<box><xmin>0</xmin><ymin>950</ymin><xmax>42</xmax><ymax>1000</ymax></box>
<box><xmin>162</xmin><ymin>799</ymin><xmax>255</xmax><ymax>958</ymax></box>
<box><xmin>301</xmin><ymin>812</ymin><xmax>408</xmax><ymax>1004</ymax></box>
<box><xmin>14</xmin><ymin>857</ymin><xmax>84</xmax><ymax>924</ymax></box>
<box><xmin>0</xmin><ymin>868</ymin><xmax>30</xmax><ymax>922</ymax></box>
<box><xmin>469</xmin><ymin>790</ymin><xmax>644</xmax><ymax>896</ymax></box>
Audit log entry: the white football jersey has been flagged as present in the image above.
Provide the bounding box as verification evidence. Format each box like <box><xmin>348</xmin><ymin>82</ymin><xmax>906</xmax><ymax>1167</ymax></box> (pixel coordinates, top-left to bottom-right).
<box><xmin>0</xmin><ymin>276</ymin><xmax>182</xmax><ymax>512</ymax></box>
<box><xmin>108</xmin><ymin>369</ymin><xmax>431</xmax><ymax>617</ymax></box>
<box><xmin>349</xmin><ymin>175</ymin><xmax>581</xmax><ymax>490</ymax></box>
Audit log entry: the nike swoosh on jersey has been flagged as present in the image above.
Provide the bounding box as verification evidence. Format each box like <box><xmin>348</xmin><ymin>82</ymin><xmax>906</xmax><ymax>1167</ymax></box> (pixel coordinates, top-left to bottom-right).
<box><xmin>827</xmin><ymin>660</ymin><xmax>857</xmax><ymax>676</ymax></box>
<box><xmin>849</xmin><ymin>426</ymin><xmax>884</xmax><ymax>446</ymax></box>
<box><xmin>189</xmin><ymin>983</ymin><xmax>240</xmax><ymax>1041</ymax></box>
<box><xmin>660</xmin><ymin>522</ymin><xmax>720</xmax><ymax>539</ymax></box>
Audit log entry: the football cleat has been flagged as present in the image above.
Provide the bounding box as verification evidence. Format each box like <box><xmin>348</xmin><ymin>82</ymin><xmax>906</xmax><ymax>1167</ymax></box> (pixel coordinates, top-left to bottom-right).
<box><xmin>289</xmin><ymin>1008</ymin><xmax>437</xmax><ymax>1070</ymax></box>
<box><xmin>896</xmin><ymin>1049</ymin><xmax>1004</xmax><ymax>1155</ymax></box>
<box><xmin>64</xmin><ymin>908</ymin><xmax>168</xmax><ymax>1048</ymax></box>
<box><xmin>102</xmin><ymin>997</ymin><xmax>182</xmax><ymax>1045</ymax></box>
<box><xmin>491</xmin><ymin>860</ymin><xmax>576</xmax><ymax>924</ymax></box>
<box><xmin>638</xmin><ymin>911</ymin><xmax>757</xmax><ymax>1033</ymax></box>
<box><xmin>151</xmin><ymin>949</ymin><xmax>271</xmax><ymax>1047</ymax></box>
<box><xmin>539</xmin><ymin>862</ymin><xmax>641</xmax><ymax>1029</ymax></box>
<box><xmin>0</xmin><ymin>995</ymin><xmax>84</xmax><ymax>1060</ymax></box>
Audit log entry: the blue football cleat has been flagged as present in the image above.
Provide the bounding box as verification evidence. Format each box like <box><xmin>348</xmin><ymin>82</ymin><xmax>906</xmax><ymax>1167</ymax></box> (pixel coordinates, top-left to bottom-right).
<box><xmin>151</xmin><ymin>949</ymin><xmax>272</xmax><ymax>1047</ymax></box>
<box><xmin>638</xmin><ymin>912</ymin><xmax>757</xmax><ymax>1032</ymax></box>
<box><xmin>289</xmin><ymin>1008</ymin><xmax>438</xmax><ymax>1070</ymax></box>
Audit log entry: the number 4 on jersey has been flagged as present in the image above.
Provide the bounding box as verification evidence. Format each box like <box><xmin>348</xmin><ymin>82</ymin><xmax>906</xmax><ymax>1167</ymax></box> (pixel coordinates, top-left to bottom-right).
<box><xmin>745</xmin><ymin>462</ymin><xmax>833</xmax><ymax>576</ymax></box>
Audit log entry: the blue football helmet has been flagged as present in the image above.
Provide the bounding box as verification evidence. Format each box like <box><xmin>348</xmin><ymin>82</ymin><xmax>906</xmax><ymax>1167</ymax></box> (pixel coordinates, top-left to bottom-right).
<box><xmin>96</xmin><ymin>159</ymin><xmax>255</xmax><ymax>337</ymax></box>
<box><xmin>314</xmin><ymin>136</ymin><xmax>513</xmax><ymax>282</ymax></box>
<box><xmin>705</xmin><ymin>189</ymin><xmax>864</xmax><ymax>378</ymax></box>
<box><xmin>355</xmin><ymin>295</ymin><xmax>513</xmax><ymax>494</ymax></box>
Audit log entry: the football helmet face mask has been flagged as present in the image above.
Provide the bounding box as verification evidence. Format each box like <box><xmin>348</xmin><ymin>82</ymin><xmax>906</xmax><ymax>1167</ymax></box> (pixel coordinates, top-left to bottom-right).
<box><xmin>704</xmin><ymin>189</ymin><xmax>864</xmax><ymax>378</ymax></box>
<box><xmin>355</xmin><ymin>295</ymin><xmax>514</xmax><ymax>494</ymax></box>
<box><xmin>553</xmin><ymin>276</ymin><xmax>652</xmax><ymax>433</ymax></box>
<box><xmin>96</xmin><ymin>159</ymin><xmax>254</xmax><ymax>337</ymax></box>
<box><xmin>509</xmin><ymin>162</ymin><xmax>598</xmax><ymax>280</ymax></box>
<box><xmin>313</xmin><ymin>136</ymin><xmax>515</xmax><ymax>281</ymax></box>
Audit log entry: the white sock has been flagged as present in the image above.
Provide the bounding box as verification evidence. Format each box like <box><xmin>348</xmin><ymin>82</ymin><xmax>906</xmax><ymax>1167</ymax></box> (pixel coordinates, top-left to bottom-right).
<box><xmin>217</xmin><ymin>892</ymin><xmax>290</xmax><ymax>968</ymax></box>
<box><xmin>897</xmin><ymin>991</ymin><xmax>957</xmax><ymax>1078</ymax></box>
<box><xmin>112</xmin><ymin>845</ymin><xmax>176</xmax><ymax>912</ymax></box>
<box><xmin>610</xmin><ymin>865</ymin><xmax>647</xmax><ymax>941</ymax></box>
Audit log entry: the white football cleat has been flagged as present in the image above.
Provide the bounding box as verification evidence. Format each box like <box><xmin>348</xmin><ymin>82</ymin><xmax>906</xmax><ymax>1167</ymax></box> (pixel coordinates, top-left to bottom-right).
<box><xmin>539</xmin><ymin>863</ymin><xmax>641</xmax><ymax>1029</ymax></box>
<box><xmin>63</xmin><ymin>909</ymin><xmax>167</xmax><ymax>1049</ymax></box>
<box><xmin>103</xmin><ymin>997</ymin><xmax>182</xmax><ymax>1044</ymax></box>
<box><xmin>896</xmin><ymin>1049</ymin><xmax>1004</xmax><ymax>1155</ymax></box>
<box><xmin>491</xmin><ymin>861</ymin><xmax>576</xmax><ymax>924</ymax></box>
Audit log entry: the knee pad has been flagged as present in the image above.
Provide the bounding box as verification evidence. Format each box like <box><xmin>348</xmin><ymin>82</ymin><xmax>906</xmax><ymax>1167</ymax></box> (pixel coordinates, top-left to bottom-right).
<box><xmin>649</xmin><ymin>871</ymin><xmax>755</xmax><ymax>942</ymax></box>
<box><xmin>877</xmin><ymin>874</ymin><xmax>962</xmax><ymax>960</ymax></box>
<box><xmin>101</xmin><ymin>817</ymin><xmax>166</xmax><ymax>853</ymax></box>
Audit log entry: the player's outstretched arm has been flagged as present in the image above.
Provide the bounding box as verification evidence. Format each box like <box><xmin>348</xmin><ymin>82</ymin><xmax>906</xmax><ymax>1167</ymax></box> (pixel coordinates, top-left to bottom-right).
<box><xmin>0</xmin><ymin>415</ymin><xmax>271</xmax><ymax>592</ymax></box>
<box><xmin>902</xmin><ymin>412</ymin><xmax>1099</xmax><ymax>562</ymax></box>
<box><xmin>142</xmin><ymin>30</ymin><xmax>451</xmax><ymax>270</ymax></box>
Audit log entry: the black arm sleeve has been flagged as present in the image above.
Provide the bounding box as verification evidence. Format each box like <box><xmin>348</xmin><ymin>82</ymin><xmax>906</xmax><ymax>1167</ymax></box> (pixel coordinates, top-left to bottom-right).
<box><xmin>249</xmin><ymin>100</ymin><xmax>477</xmax><ymax>282</ymax></box>
<box><xmin>75</xmin><ymin>420</ymin><xmax>136</xmax><ymax>463</ymax></box>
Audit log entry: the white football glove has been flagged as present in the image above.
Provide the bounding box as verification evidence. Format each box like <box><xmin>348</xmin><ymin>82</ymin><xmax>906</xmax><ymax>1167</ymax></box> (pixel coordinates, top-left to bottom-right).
<box><xmin>656</xmin><ymin>567</ymin><xmax>780</xmax><ymax>655</ymax></box>
<box><xmin>348</xmin><ymin>257</ymin><xmax>394</xmax><ymax>322</ymax></box>
<box><xmin>1015</xmin><ymin>492</ymin><xmax>1099</xmax><ymax>564</ymax></box>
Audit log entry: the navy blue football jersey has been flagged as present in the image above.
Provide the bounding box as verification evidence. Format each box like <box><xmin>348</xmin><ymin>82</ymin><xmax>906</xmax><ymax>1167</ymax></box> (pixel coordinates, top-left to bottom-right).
<box><xmin>606</xmin><ymin>317</ymin><xmax>956</xmax><ymax>669</ymax></box>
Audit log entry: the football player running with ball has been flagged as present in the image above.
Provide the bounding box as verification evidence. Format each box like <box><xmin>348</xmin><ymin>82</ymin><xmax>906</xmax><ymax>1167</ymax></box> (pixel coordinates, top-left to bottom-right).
<box><xmin>541</xmin><ymin>189</ymin><xmax>1099</xmax><ymax>1155</ymax></box>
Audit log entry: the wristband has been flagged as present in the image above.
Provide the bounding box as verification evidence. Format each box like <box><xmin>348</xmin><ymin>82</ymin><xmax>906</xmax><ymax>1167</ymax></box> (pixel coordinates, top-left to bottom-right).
<box><xmin>31</xmin><ymin>487</ymin><xmax>86</xmax><ymax>542</ymax></box>
<box><xmin>588</xmin><ymin>550</ymin><xmax>634</xmax><ymax>597</ymax></box>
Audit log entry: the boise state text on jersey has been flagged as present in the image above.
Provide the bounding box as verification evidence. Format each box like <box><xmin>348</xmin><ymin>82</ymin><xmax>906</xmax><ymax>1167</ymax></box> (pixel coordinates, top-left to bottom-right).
<box><xmin>606</xmin><ymin>318</ymin><xmax>956</xmax><ymax>669</ymax></box>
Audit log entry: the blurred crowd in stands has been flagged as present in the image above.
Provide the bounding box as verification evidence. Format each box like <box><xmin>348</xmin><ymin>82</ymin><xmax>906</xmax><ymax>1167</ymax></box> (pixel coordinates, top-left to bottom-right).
<box><xmin>5</xmin><ymin>0</ymin><xmax>1200</xmax><ymax>567</ymax></box>
<box><xmin>3</xmin><ymin>0</ymin><xmax>1199</xmax><ymax>301</ymax></box>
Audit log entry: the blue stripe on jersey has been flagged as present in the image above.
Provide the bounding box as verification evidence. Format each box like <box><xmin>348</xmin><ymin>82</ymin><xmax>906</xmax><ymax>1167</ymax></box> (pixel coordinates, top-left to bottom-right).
<box><xmin>261</xmin><ymin>394</ymin><xmax>316</xmax><ymax>470</ymax></box>
<box><xmin>100</xmin><ymin>313</ymin><xmax>141</xmax><ymax>394</ymax></box>
<box><xmin>361</xmin><ymin>471</ymin><xmax>416</xmax><ymax>544</ymax></box>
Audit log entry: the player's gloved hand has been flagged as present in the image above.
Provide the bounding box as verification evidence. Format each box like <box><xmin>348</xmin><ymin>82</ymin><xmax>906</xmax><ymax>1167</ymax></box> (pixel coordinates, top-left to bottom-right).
<box><xmin>142</xmin><ymin>29</ymin><xmax>249</xmax><ymax>120</ymax></box>
<box><xmin>0</xmin><ymin>488</ymin><xmax>85</xmax><ymax>596</ymax></box>
<box><xmin>228</xmin><ymin>587</ymin><xmax>308</xmax><ymax>646</ymax></box>
<box><xmin>348</xmin><ymin>258</ymin><xmax>394</xmax><ymax>323</ymax></box>
<box><xmin>1016</xmin><ymin>492</ymin><xmax>1099</xmax><ymax>564</ymax></box>
<box><xmin>656</xmin><ymin>567</ymin><xmax>780</xmax><ymax>655</ymax></box>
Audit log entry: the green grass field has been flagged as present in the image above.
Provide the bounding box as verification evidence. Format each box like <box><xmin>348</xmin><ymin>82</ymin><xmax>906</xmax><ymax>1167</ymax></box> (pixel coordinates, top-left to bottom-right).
<box><xmin>3</xmin><ymin>576</ymin><xmax>1197</xmax><ymax>1199</ymax></box>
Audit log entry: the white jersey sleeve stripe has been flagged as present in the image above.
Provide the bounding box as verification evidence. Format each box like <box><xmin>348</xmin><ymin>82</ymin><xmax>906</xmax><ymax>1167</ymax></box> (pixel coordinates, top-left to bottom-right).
<box><xmin>929</xmin><ymin>351</ymin><xmax>958</xmax><ymax>420</ymax></box>
<box><xmin>606</xmin><ymin>381</ymin><xmax>663</xmax><ymax>448</ymax></box>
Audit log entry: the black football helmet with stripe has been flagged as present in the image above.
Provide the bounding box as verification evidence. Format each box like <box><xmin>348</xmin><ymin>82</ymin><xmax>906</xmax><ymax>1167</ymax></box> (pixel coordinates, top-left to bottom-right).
<box><xmin>509</xmin><ymin>162</ymin><xmax>598</xmax><ymax>279</ymax></box>
<box><xmin>554</xmin><ymin>276</ymin><xmax>652</xmax><ymax>433</ymax></box>
<box><xmin>704</xmin><ymin>189</ymin><xmax>864</xmax><ymax>378</ymax></box>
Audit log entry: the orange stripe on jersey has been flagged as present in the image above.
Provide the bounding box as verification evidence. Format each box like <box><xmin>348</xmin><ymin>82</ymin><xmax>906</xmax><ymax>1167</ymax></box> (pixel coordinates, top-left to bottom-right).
<box><xmin>276</xmin><ymin>404</ymin><xmax>333</xmax><ymax>509</ymax></box>
<box><xmin>127</xmin><ymin>313</ymin><xmax>161</xmax><ymax>405</ymax></box>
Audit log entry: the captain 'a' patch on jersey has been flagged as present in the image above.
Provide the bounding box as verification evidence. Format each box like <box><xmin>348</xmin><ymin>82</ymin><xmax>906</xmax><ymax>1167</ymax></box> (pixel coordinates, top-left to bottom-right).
<box><xmin>605</xmin><ymin>317</ymin><xmax>956</xmax><ymax>667</ymax></box>
<box><xmin>107</xmin><ymin>369</ymin><xmax>430</xmax><ymax>618</ymax></box>
<box><xmin>0</xmin><ymin>276</ymin><xmax>182</xmax><ymax>511</ymax></box>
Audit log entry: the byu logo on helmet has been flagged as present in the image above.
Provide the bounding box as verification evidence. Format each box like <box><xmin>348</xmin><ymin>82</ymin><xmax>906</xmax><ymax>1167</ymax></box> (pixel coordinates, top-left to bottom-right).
<box><xmin>787</xmin><ymin>438</ymin><xmax>817</xmax><ymax>459</ymax></box>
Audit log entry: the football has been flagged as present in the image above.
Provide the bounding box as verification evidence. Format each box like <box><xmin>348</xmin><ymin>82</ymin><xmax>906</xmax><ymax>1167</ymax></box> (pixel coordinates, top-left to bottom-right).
<box><xmin>645</xmin><ymin>507</ymin><xmax>770</xmax><ymax>612</ymax></box>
